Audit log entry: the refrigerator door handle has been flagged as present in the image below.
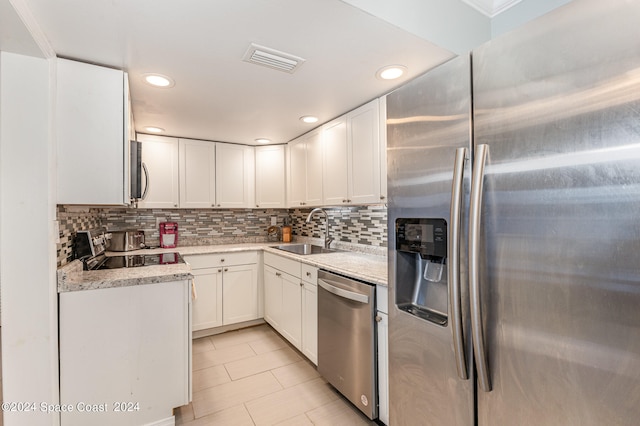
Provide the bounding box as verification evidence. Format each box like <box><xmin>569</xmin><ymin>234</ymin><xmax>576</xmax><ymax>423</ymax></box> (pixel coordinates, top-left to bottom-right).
<box><xmin>469</xmin><ymin>143</ymin><xmax>492</xmax><ymax>392</ymax></box>
<box><xmin>449</xmin><ymin>147</ymin><xmax>469</xmax><ymax>380</ymax></box>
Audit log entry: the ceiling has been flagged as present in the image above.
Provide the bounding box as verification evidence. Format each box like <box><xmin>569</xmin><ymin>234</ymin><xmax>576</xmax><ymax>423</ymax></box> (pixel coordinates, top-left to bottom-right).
<box><xmin>20</xmin><ymin>0</ymin><xmax>455</xmax><ymax>145</ymax></box>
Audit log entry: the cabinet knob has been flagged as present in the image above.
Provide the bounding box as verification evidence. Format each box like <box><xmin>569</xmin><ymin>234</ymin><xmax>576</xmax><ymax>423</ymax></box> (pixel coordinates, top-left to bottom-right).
<box><xmin>217</xmin><ymin>204</ymin><xmax>221</xmax><ymax>207</ymax></box>
<box><xmin>212</xmin><ymin>203</ymin><xmax>215</xmax><ymax>207</ymax></box>
<box><xmin>174</xmin><ymin>204</ymin><xmax>178</xmax><ymax>207</ymax></box>
<box><xmin>342</xmin><ymin>199</ymin><xmax>348</xmax><ymax>203</ymax></box>
<box><xmin>218</xmin><ymin>269</ymin><xmax>222</xmax><ymax>272</ymax></box>
<box><xmin>224</xmin><ymin>268</ymin><xmax>228</xmax><ymax>272</ymax></box>
<box><xmin>306</xmin><ymin>272</ymin><xmax>311</xmax><ymax>277</ymax></box>
<box><xmin>256</xmin><ymin>204</ymin><xmax>259</xmax><ymax>207</ymax></box>
<box><xmin>380</xmin><ymin>195</ymin><xmax>386</xmax><ymax>200</ymax></box>
<box><xmin>275</xmin><ymin>272</ymin><xmax>282</xmax><ymax>277</ymax></box>
<box><xmin>375</xmin><ymin>315</ymin><xmax>382</xmax><ymax>323</ymax></box>
<box><xmin>300</xmin><ymin>282</ymin><xmax>304</xmax><ymax>287</ymax></box>
<box><xmin>220</xmin><ymin>259</ymin><xmax>225</xmax><ymax>263</ymax></box>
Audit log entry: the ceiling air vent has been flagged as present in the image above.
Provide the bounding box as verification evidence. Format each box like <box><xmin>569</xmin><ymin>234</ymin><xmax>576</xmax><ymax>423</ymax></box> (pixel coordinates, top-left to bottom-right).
<box><xmin>242</xmin><ymin>43</ymin><xmax>306</xmax><ymax>74</ymax></box>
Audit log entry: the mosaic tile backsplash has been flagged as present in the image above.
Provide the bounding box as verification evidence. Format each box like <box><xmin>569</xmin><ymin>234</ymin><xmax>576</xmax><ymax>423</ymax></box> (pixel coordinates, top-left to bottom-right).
<box><xmin>56</xmin><ymin>205</ymin><xmax>388</xmax><ymax>267</ymax></box>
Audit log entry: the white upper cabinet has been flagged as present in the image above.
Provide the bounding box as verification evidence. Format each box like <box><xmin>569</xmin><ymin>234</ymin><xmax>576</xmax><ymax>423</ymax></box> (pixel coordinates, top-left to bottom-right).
<box><xmin>255</xmin><ymin>145</ymin><xmax>286</xmax><ymax>208</ymax></box>
<box><xmin>179</xmin><ymin>139</ymin><xmax>216</xmax><ymax>208</ymax></box>
<box><xmin>322</xmin><ymin>117</ymin><xmax>349</xmax><ymax>205</ymax></box>
<box><xmin>379</xmin><ymin>96</ymin><xmax>388</xmax><ymax>203</ymax></box>
<box><xmin>137</xmin><ymin>134</ymin><xmax>180</xmax><ymax>208</ymax></box>
<box><xmin>319</xmin><ymin>98</ymin><xmax>381</xmax><ymax>206</ymax></box>
<box><xmin>215</xmin><ymin>143</ymin><xmax>255</xmax><ymax>208</ymax></box>
<box><xmin>57</xmin><ymin>58</ymin><xmax>131</xmax><ymax>205</ymax></box>
<box><xmin>136</xmin><ymin>137</ymin><xmax>254</xmax><ymax>209</ymax></box>
<box><xmin>287</xmin><ymin>129</ymin><xmax>323</xmax><ymax>208</ymax></box>
<box><xmin>287</xmin><ymin>137</ymin><xmax>307</xmax><ymax>207</ymax></box>
<box><xmin>348</xmin><ymin>98</ymin><xmax>381</xmax><ymax>204</ymax></box>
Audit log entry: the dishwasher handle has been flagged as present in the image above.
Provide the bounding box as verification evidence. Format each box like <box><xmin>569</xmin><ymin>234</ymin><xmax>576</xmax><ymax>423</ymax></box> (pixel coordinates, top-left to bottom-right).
<box><xmin>318</xmin><ymin>278</ymin><xmax>369</xmax><ymax>304</ymax></box>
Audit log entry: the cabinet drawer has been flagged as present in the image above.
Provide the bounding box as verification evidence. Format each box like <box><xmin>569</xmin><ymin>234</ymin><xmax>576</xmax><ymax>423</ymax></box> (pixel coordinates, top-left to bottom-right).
<box><xmin>184</xmin><ymin>251</ymin><xmax>258</xmax><ymax>269</ymax></box>
<box><xmin>301</xmin><ymin>263</ymin><xmax>318</xmax><ymax>285</ymax></box>
<box><xmin>264</xmin><ymin>252</ymin><xmax>301</xmax><ymax>278</ymax></box>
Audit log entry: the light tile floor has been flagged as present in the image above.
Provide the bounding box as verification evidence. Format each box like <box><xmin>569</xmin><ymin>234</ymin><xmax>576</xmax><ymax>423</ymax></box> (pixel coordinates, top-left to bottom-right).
<box><xmin>175</xmin><ymin>324</ymin><xmax>377</xmax><ymax>426</ymax></box>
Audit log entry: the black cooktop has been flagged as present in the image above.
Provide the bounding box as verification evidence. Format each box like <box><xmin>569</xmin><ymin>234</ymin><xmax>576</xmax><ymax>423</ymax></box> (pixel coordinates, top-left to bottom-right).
<box><xmin>84</xmin><ymin>252</ymin><xmax>184</xmax><ymax>270</ymax></box>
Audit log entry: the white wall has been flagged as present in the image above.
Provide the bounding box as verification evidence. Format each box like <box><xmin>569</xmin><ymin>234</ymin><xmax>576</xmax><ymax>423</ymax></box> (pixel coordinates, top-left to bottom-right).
<box><xmin>341</xmin><ymin>0</ymin><xmax>491</xmax><ymax>55</ymax></box>
<box><xmin>0</xmin><ymin>51</ymin><xmax>59</xmax><ymax>426</ymax></box>
<box><xmin>491</xmin><ymin>0</ymin><xmax>573</xmax><ymax>37</ymax></box>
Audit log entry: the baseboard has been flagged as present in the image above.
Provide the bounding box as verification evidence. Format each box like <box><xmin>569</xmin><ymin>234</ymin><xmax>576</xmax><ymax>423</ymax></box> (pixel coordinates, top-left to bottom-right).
<box><xmin>192</xmin><ymin>318</ymin><xmax>266</xmax><ymax>339</ymax></box>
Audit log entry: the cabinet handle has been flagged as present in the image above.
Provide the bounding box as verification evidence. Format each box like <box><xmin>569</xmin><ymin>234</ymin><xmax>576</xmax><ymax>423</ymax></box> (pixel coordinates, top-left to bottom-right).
<box><xmin>306</xmin><ymin>272</ymin><xmax>311</xmax><ymax>277</ymax></box>
<box><xmin>300</xmin><ymin>282</ymin><xmax>303</xmax><ymax>287</ymax></box>
<box><xmin>220</xmin><ymin>259</ymin><xmax>225</xmax><ymax>263</ymax></box>
<box><xmin>275</xmin><ymin>272</ymin><xmax>282</xmax><ymax>277</ymax></box>
<box><xmin>347</xmin><ymin>199</ymin><xmax>351</xmax><ymax>203</ymax></box>
<box><xmin>342</xmin><ymin>199</ymin><xmax>348</xmax><ymax>203</ymax></box>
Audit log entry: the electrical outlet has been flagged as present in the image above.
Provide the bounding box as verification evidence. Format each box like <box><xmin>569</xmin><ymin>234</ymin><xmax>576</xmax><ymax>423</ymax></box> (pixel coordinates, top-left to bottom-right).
<box><xmin>271</xmin><ymin>216</ymin><xmax>277</xmax><ymax>225</ymax></box>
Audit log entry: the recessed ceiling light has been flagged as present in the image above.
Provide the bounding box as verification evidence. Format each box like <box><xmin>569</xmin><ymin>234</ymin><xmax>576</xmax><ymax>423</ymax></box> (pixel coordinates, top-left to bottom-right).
<box><xmin>144</xmin><ymin>126</ymin><xmax>165</xmax><ymax>133</ymax></box>
<box><xmin>255</xmin><ymin>138</ymin><xmax>271</xmax><ymax>144</ymax></box>
<box><xmin>142</xmin><ymin>73</ymin><xmax>175</xmax><ymax>88</ymax></box>
<box><xmin>376</xmin><ymin>65</ymin><xmax>408</xmax><ymax>80</ymax></box>
<box><xmin>300</xmin><ymin>115</ymin><xmax>319</xmax><ymax>124</ymax></box>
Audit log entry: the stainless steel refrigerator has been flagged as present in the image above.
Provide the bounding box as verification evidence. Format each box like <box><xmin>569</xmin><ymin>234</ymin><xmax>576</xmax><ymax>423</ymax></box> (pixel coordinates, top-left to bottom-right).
<box><xmin>386</xmin><ymin>0</ymin><xmax>640</xmax><ymax>425</ymax></box>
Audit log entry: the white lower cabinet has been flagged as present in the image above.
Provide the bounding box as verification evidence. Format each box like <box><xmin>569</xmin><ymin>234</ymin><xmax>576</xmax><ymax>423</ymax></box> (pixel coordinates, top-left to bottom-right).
<box><xmin>377</xmin><ymin>284</ymin><xmax>389</xmax><ymax>425</ymax></box>
<box><xmin>185</xmin><ymin>252</ymin><xmax>258</xmax><ymax>331</ymax></box>
<box><xmin>263</xmin><ymin>252</ymin><xmax>318</xmax><ymax>365</ymax></box>
<box><xmin>190</xmin><ymin>267</ymin><xmax>223</xmax><ymax>330</ymax></box>
<box><xmin>59</xmin><ymin>280</ymin><xmax>191</xmax><ymax>426</ymax></box>
<box><xmin>301</xmin><ymin>263</ymin><xmax>318</xmax><ymax>365</ymax></box>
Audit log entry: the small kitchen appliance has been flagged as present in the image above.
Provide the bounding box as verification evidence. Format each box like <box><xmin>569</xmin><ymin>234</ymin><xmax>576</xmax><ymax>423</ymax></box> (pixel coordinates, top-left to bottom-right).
<box><xmin>159</xmin><ymin>222</ymin><xmax>178</xmax><ymax>248</ymax></box>
<box><xmin>107</xmin><ymin>229</ymin><xmax>145</xmax><ymax>252</ymax></box>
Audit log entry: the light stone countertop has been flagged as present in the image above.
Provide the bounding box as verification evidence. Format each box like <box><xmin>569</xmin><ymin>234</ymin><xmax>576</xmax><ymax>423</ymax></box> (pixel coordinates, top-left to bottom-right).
<box><xmin>57</xmin><ymin>241</ymin><xmax>388</xmax><ymax>292</ymax></box>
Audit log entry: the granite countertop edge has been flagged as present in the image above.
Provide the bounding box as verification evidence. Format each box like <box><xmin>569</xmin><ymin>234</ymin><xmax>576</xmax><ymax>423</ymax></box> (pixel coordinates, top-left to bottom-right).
<box><xmin>58</xmin><ymin>242</ymin><xmax>388</xmax><ymax>293</ymax></box>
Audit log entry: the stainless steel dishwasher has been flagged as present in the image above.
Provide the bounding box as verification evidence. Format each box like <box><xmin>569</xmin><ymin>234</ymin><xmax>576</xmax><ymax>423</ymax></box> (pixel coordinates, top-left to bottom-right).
<box><xmin>317</xmin><ymin>270</ymin><xmax>377</xmax><ymax>420</ymax></box>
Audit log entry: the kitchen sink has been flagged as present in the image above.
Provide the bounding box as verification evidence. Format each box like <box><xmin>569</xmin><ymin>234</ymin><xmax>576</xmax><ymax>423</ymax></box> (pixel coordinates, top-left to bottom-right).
<box><xmin>274</xmin><ymin>244</ymin><xmax>342</xmax><ymax>255</ymax></box>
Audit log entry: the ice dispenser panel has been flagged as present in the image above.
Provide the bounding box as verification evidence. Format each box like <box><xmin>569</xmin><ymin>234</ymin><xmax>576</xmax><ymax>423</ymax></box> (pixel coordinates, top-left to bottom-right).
<box><xmin>395</xmin><ymin>218</ymin><xmax>448</xmax><ymax>326</ymax></box>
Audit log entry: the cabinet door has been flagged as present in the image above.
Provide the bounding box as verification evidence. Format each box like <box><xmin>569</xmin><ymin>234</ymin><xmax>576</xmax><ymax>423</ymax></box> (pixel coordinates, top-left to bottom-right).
<box><xmin>60</xmin><ymin>281</ymin><xmax>190</xmax><ymax>426</ymax></box>
<box><xmin>216</xmin><ymin>143</ymin><xmax>255</xmax><ymax>208</ymax></box>
<box><xmin>379</xmin><ymin>95</ymin><xmax>388</xmax><ymax>203</ymax></box>
<box><xmin>255</xmin><ymin>145</ymin><xmax>286</xmax><ymax>208</ymax></box>
<box><xmin>223</xmin><ymin>263</ymin><xmax>258</xmax><ymax>325</ymax></box>
<box><xmin>264</xmin><ymin>265</ymin><xmax>283</xmax><ymax>329</ymax></box>
<box><xmin>57</xmin><ymin>58</ymin><xmax>128</xmax><ymax>205</ymax></box>
<box><xmin>137</xmin><ymin>134</ymin><xmax>180</xmax><ymax>208</ymax></box>
<box><xmin>305</xmin><ymin>129</ymin><xmax>324</xmax><ymax>206</ymax></box>
<box><xmin>322</xmin><ymin>117</ymin><xmax>349</xmax><ymax>205</ymax></box>
<box><xmin>179</xmin><ymin>139</ymin><xmax>216</xmax><ymax>208</ymax></box>
<box><xmin>302</xmin><ymin>281</ymin><xmax>318</xmax><ymax>365</ymax></box>
<box><xmin>377</xmin><ymin>311</ymin><xmax>389</xmax><ymax>425</ymax></box>
<box><xmin>280</xmin><ymin>273</ymin><xmax>302</xmax><ymax>350</ymax></box>
<box><xmin>287</xmin><ymin>137</ymin><xmax>307</xmax><ymax>207</ymax></box>
<box><xmin>191</xmin><ymin>267</ymin><xmax>223</xmax><ymax>331</ymax></box>
<box><xmin>348</xmin><ymin>99</ymin><xmax>381</xmax><ymax>204</ymax></box>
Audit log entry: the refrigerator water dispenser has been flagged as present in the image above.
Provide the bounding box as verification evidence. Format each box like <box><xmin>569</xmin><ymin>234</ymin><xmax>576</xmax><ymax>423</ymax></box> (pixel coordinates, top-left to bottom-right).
<box><xmin>395</xmin><ymin>218</ymin><xmax>448</xmax><ymax>326</ymax></box>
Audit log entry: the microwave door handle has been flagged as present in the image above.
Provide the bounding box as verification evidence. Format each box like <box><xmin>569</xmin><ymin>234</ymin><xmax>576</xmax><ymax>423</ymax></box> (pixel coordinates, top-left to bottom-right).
<box><xmin>449</xmin><ymin>147</ymin><xmax>469</xmax><ymax>381</ymax></box>
<box><xmin>141</xmin><ymin>162</ymin><xmax>150</xmax><ymax>200</ymax></box>
<box><xmin>469</xmin><ymin>143</ymin><xmax>492</xmax><ymax>392</ymax></box>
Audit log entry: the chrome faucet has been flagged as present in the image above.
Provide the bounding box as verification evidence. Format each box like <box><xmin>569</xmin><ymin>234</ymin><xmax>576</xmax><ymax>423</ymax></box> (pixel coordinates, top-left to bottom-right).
<box><xmin>305</xmin><ymin>208</ymin><xmax>333</xmax><ymax>249</ymax></box>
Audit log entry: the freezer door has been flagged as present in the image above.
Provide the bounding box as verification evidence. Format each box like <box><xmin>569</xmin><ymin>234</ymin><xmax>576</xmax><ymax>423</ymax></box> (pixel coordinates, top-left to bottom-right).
<box><xmin>387</xmin><ymin>54</ymin><xmax>474</xmax><ymax>426</ymax></box>
<box><xmin>472</xmin><ymin>0</ymin><xmax>640</xmax><ymax>424</ymax></box>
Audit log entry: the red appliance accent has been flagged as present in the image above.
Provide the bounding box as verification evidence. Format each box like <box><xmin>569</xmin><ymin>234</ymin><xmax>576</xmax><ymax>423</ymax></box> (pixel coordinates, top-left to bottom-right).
<box><xmin>159</xmin><ymin>222</ymin><xmax>178</xmax><ymax>248</ymax></box>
